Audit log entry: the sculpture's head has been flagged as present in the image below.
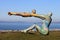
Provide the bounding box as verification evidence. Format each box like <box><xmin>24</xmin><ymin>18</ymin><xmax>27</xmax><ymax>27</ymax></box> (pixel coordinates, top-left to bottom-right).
<box><xmin>32</xmin><ymin>9</ymin><xmax>36</xmax><ymax>14</ymax></box>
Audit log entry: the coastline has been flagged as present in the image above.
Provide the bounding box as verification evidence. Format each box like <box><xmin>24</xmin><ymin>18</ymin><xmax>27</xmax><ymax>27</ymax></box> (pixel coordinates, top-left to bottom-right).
<box><xmin>0</xmin><ymin>29</ymin><xmax>60</xmax><ymax>32</ymax></box>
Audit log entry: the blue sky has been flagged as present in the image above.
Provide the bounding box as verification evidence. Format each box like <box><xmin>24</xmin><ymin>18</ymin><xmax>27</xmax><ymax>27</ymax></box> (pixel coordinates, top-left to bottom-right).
<box><xmin>0</xmin><ymin>0</ymin><xmax>60</xmax><ymax>22</ymax></box>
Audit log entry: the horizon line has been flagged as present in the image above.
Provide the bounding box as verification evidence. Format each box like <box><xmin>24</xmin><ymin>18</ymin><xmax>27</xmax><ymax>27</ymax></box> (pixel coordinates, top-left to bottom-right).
<box><xmin>0</xmin><ymin>21</ymin><xmax>60</xmax><ymax>23</ymax></box>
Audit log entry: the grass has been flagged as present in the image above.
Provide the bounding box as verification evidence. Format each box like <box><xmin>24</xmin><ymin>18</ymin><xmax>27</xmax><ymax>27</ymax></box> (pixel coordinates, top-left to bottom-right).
<box><xmin>0</xmin><ymin>31</ymin><xmax>60</xmax><ymax>40</ymax></box>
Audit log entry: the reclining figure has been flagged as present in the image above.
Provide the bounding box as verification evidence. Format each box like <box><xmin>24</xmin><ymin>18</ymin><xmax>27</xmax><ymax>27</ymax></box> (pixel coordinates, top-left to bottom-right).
<box><xmin>8</xmin><ymin>9</ymin><xmax>52</xmax><ymax>35</ymax></box>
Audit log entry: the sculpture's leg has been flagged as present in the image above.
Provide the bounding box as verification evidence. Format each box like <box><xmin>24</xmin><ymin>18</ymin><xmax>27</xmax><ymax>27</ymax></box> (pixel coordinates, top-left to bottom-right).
<box><xmin>20</xmin><ymin>24</ymin><xmax>42</xmax><ymax>34</ymax></box>
<box><xmin>20</xmin><ymin>21</ymin><xmax>49</xmax><ymax>35</ymax></box>
<box><xmin>20</xmin><ymin>24</ymin><xmax>36</xmax><ymax>33</ymax></box>
<box><xmin>24</xmin><ymin>20</ymin><xmax>49</xmax><ymax>35</ymax></box>
<box><xmin>31</xmin><ymin>20</ymin><xmax>49</xmax><ymax>35</ymax></box>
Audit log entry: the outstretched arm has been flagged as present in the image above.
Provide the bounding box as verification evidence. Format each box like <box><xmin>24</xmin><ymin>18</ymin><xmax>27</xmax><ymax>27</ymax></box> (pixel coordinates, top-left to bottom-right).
<box><xmin>8</xmin><ymin>12</ymin><xmax>46</xmax><ymax>18</ymax></box>
<box><xmin>8</xmin><ymin>12</ymin><xmax>32</xmax><ymax>17</ymax></box>
<box><xmin>8</xmin><ymin>12</ymin><xmax>52</xmax><ymax>21</ymax></box>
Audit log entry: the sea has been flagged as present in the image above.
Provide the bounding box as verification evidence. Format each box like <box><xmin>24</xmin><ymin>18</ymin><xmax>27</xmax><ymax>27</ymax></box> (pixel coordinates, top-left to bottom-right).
<box><xmin>0</xmin><ymin>22</ymin><xmax>60</xmax><ymax>30</ymax></box>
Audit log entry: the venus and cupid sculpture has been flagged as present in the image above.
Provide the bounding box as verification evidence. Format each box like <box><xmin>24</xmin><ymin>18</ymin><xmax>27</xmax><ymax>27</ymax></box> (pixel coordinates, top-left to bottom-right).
<box><xmin>8</xmin><ymin>9</ymin><xmax>52</xmax><ymax>35</ymax></box>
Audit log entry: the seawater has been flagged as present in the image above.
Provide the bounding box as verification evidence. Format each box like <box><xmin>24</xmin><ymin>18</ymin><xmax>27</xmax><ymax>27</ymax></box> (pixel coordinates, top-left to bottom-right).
<box><xmin>0</xmin><ymin>22</ymin><xmax>60</xmax><ymax>30</ymax></box>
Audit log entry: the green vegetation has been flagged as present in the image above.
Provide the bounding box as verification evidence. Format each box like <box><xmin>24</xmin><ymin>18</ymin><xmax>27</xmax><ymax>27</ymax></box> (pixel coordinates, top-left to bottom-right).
<box><xmin>0</xmin><ymin>31</ymin><xmax>60</xmax><ymax>40</ymax></box>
